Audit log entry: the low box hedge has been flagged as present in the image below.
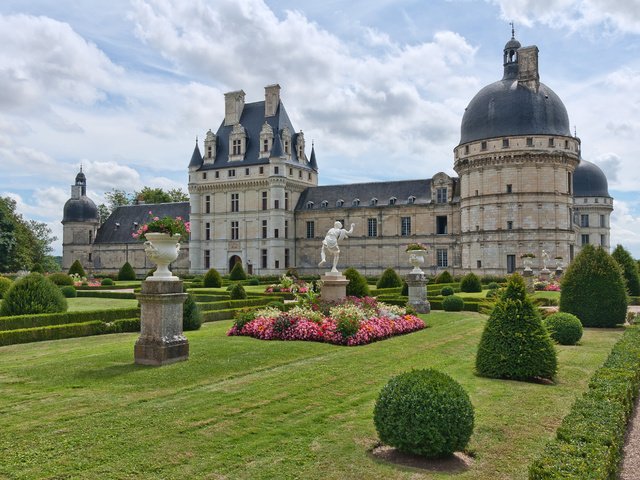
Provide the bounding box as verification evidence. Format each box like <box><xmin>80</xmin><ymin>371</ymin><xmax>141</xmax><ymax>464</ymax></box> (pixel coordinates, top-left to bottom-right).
<box><xmin>197</xmin><ymin>298</ymin><xmax>273</xmax><ymax>311</ymax></box>
<box><xmin>629</xmin><ymin>296</ymin><xmax>640</xmax><ymax>305</ymax></box>
<box><xmin>193</xmin><ymin>294</ymin><xmax>231</xmax><ymax>303</ymax></box>
<box><xmin>75</xmin><ymin>285</ymin><xmax>135</xmax><ymax>290</ymax></box>
<box><xmin>201</xmin><ymin>308</ymin><xmax>243</xmax><ymax>322</ymax></box>
<box><xmin>0</xmin><ymin>321</ymin><xmax>108</xmax><ymax>346</ymax></box>
<box><xmin>0</xmin><ymin>308</ymin><xmax>140</xmax><ymax>331</ymax></box>
<box><xmin>107</xmin><ymin>318</ymin><xmax>140</xmax><ymax>333</ymax></box>
<box><xmin>75</xmin><ymin>291</ymin><xmax>137</xmax><ymax>299</ymax></box>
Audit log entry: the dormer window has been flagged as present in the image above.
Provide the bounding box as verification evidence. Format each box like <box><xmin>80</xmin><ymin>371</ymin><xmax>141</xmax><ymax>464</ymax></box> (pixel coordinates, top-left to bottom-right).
<box><xmin>370</xmin><ymin>198</ymin><xmax>378</xmax><ymax>206</ymax></box>
<box><xmin>352</xmin><ymin>198</ymin><xmax>360</xmax><ymax>207</ymax></box>
<box><xmin>259</xmin><ymin>122</ymin><xmax>273</xmax><ymax>159</ymax></box>
<box><xmin>281</xmin><ymin>126</ymin><xmax>292</xmax><ymax>159</ymax></box>
<box><xmin>336</xmin><ymin>199</ymin><xmax>344</xmax><ymax>207</ymax></box>
<box><xmin>389</xmin><ymin>197</ymin><xmax>397</xmax><ymax>205</ymax></box>
<box><xmin>204</xmin><ymin>129</ymin><xmax>216</xmax><ymax>164</ymax></box>
<box><xmin>321</xmin><ymin>200</ymin><xmax>328</xmax><ymax>208</ymax></box>
<box><xmin>408</xmin><ymin>196</ymin><xmax>416</xmax><ymax>204</ymax></box>
<box><xmin>229</xmin><ymin>123</ymin><xmax>247</xmax><ymax>161</ymax></box>
<box><xmin>306</xmin><ymin>201</ymin><xmax>314</xmax><ymax>209</ymax></box>
<box><xmin>296</xmin><ymin>131</ymin><xmax>305</xmax><ymax>162</ymax></box>
<box><xmin>502</xmin><ymin>138</ymin><xmax>510</xmax><ymax>148</ymax></box>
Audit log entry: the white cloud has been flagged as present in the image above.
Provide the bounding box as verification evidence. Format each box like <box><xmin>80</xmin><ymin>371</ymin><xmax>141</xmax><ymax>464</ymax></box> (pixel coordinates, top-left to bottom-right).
<box><xmin>610</xmin><ymin>198</ymin><xmax>640</xmax><ymax>258</ymax></box>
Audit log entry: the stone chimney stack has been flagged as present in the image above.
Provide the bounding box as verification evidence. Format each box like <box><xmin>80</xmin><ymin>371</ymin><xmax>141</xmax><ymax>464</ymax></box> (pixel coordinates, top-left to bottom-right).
<box><xmin>517</xmin><ymin>46</ymin><xmax>540</xmax><ymax>92</ymax></box>
<box><xmin>264</xmin><ymin>84</ymin><xmax>281</xmax><ymax>117</ymax></box>
<box><xmin>224</xmin><ymin>90</ymin><xmax>245</xmax><ymax>126</ymax></box>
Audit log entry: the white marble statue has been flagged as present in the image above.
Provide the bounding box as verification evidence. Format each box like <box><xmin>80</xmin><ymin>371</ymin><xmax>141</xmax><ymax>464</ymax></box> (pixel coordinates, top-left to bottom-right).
<box><xmin>318</xmin><ymin>221</ymin><xmax>355</xmax><ymax>273</ymax></box>
<box><xmin>541</xmin><ymin>249</ymin><xmax>550</xmax><ymax>270</ymax></box>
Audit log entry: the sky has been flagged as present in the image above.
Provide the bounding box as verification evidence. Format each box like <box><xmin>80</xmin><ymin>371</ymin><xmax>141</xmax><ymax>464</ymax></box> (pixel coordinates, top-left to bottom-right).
<box><xmin>0</xmin><ymin>0</ymin><xmax>639</xmax><ymax>258</ymax></box>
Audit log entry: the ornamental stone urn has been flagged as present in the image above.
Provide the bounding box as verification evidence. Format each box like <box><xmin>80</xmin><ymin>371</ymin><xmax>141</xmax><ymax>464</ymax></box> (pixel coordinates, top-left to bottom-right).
<box><xmin>408</xmin><ymin>250</ymin><xmax>427</xmax><ymax>274</ymax></box>
<box><xmin>144</xmin><ymin>232</ymin><xmax>181</xmax><ymax>281</ymax></box>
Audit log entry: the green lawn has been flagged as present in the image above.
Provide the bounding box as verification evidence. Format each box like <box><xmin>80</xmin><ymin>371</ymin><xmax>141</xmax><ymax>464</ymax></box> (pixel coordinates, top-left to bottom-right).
<box><xmin>0</xmin><ymin>312</ymin><xmax>622</xmax><ymax>479</ymax></box>
<box><xmin>67</xmin><ymin>297</ymin><xmax>139</xmax><ymax>311</ymax></box>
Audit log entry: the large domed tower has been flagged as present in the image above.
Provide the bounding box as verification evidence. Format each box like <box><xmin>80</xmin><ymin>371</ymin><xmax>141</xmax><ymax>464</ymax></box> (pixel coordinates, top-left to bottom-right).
<box><xmin>61</xmin><ymin>167</ymin><xmax>100</xmax><ymax>271</ymax></box>
<box><xmin>453</xmin><ymin>32</ymin><xmax>580</xmax><ymax>274</ymax></box>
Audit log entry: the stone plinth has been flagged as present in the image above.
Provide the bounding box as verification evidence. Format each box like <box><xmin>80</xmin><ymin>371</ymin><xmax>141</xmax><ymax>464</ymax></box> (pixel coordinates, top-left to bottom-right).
<box><xmin>555</xmin><ymin>268</ymin><xmax>563</xmax><ymax>278</ymax></box>
<box><xmin>406</xmin><ymin>272</ymin><xmax>430</xmax><ymax>314</ymax></box>
<box><xmin>539</xmin><ymin>268</ymin><xmax>551</xmax><ymax>282</ymax></box>
<box><xmin>523</xmin><ymin>269</ymin><xmax>535</xmax><ymax>293</ymax></box>
<box><xmin>320</xmin><ymin>272</ymin><xmax>349</xmax><ymax>302</ymax></box>
<box><xmin>135</xmin><ymin>280</ymin><xmax>189</xmax><ymax>366</ymax></box>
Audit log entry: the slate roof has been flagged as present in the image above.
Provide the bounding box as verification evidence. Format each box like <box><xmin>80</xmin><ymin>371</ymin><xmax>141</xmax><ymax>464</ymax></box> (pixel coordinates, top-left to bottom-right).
<box><xmin>94</xmin><ymin>202</ymin><xmax>190</xmax><ymax>244</ymax></box>
<box><xmin>62</xmin><ymin>196</ymin><xmax>99</xmax><ymax>223</ymax></box>
<box><xmin>573</xmin><ymin>159</ymin><xmax>610</xmax><ymax>198</ymax></box>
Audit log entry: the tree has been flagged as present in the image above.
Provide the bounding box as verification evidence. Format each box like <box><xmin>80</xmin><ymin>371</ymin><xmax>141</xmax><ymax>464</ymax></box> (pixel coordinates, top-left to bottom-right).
<box><xmin>97</xmin><ymin>187</ymin><xmax>189</xmax><ymax>224</ymax></box>
<box><xmin>611</xmin><ymin>244</ymin><xmax>640</xmax><ymax>296</ymax></box>
<box><xmin>135</xmin><ymin>187</ymin><xmax>172</xmax><ymax>204</ymax></box>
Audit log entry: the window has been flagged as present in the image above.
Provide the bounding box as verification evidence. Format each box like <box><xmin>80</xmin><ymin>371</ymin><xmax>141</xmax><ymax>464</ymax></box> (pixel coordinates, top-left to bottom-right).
<box><xmin>204</xmin><ymin>250</ymin><xmax>210</xmax><ymax>269</ymax></box>
<box><xmin>262</xmin><ymin>220</ymin><xmax>267</xmax><ymax>239</ymax></box>
<box><xmin>401</xmin><ymin>217</ymin><xmax>411</xmax><ymax>236</ymax></box>
<box><xmin>464</xmin><ymin>145</ymin><xmax>469</xmax><ymax>154</ymax></box>
<box><xmin>308</xmin><ymin>172</ymin><xmax>311</xmax><ymax>180</ymax></box>
<box><xmin>285</xmin><ymin>192</ymin><xmax>289</xmax><ymax>210</ymax></box>
<box><xmin>568</xmin><ymin>172</ymin><xmax>572</xmax><ymax>194</ymax></box>
<box><xmin>436</xmin><ymin>187</ymin><xmax>447</xmax><ymax>204</ymax></box>
<box><xmin>321</xmin><ymin>200</ymin><xmax>328</xmax><ymax>208</ymax></box>
<box><xmin>88</xmin><ymin>253</ymin><xmax>92</xmax><ymax>262</ymax></box>
<box><xmin>203</xmin><ymin>172</ymin><xmax>207</xmax><ymax>180</ymax></box>
<box><xmin>274</xmin><ymin>166</ymin><xmax>279</xmax><ymax>175</ymax></box>
<box><xmin>565</xmin><ymin>139</ymin><xmax>569</xmax><ymax>149</ymax></box>
<box><xmin>284</xmin><ymin>248</ymin><xmax>290</xmax><ymax>269</ymax></box>
<box><xmin>601</xmin><ymin>234</ymin><xmax>606</xmax><ymax>246</ymax></box>
<box><xmin>506</xmin><ymin>184</ymin><xmax>512</xmax><ymax>193</ymax></box>
<box><xmin>352</xmin><ymin>199</ymin><xmax>360</xmax><ymax>207</ymax></box>
<box><xmin>507</xmin><ymin>254</ymin><xmax>515</xmax><ymax>273</ymax></box>
<box><xmin>502</xmin><ymin>138</ymin><xmax>509</xmax><ymax>148</ymax></box>
<box><xmin>306</xmin><ymin>201</ymin><xmax>314</xmax><ymax>209</ymax></box>
<box><xmin>526</xmin><ymin>137</ymin><xmax>533</xmax><ymax>146</ymax></box>
<box><xmin>336</xmin><ymin>199</ymin><xmax>344</xmax><ymax>207</ymax></box>
<box><xmin>580</xmin><ymin>214</ymin><xmax>589</xmax><ymax>228</ymax></box>
<box><xmin>207</xmin><ymin>146</ymin><xmax>212</xmax><ymax>158</ymax></box>
<box><xmin>548</xmin><ymin>138</ymin><xmax>555</xmax><ymax>147</ymax></box>
<box><xmin>275</xmin><ymin>260</ymin><xmax>280</xmax><ymax>269</ymax></box>
<box><xmin>228</xmin><ymin>169</ymin><xmax>236</xmax><ymax>177</ymax></box>
<box><xmin>205</xmin><ymin>222</ymin><xmax>211</xmax><ymax>240</ymax></box>
<box><xmin>289</xmin><ymin>168</ymin><xmax>293</xmax><ymax>176</ymax></box>
<box><xmin>436</xmin><ymin>216</ymin><xmax>448</xmax><ymax>235</ymax></box>
<box><xmin>481</xmin><ymin>141</ymin><xmax>487</xmax><ymax>150</ymax></box>
<box><xmin>600</xmin><ymin>215</ymin><xmax>606</xmax><ymax>228</ymax></box>
<box><xmin>245</xmin><ymin>168</ymin><xmax>250</xmax><ymax>176</ymax></box>
<box><xmin>89</xmin><ymin>230</ymin><xmax>93</xmax><ymax>243</ymax></box>
<box><xmin>367</xmin><ymin>218</ymin><xmax>378</xmax><ymax>237</ymax></box>
<box><xmin>231</xmin><ymin>221</ymin><xmax>239</xmax><ymax>240</ymax></box>
<box><xmin>306</xmin><ymin>221</ymin><xmax>315</xmax><ymax>239</ymax></box>
<box><xmin>389</xmin><ymin>197</ymin><xmax>397</xmax><ymax>206</ymax></box>
<box><xmin>231</xmin><ymin>193</ymin><xmax>239</xmax><ymax>212</ymax></box>
<box><xmin>284</xmin><ymin>220</ymin><xmax>289</xmax><ymax>238</ymax></box>
<box><xmin>299</xmin><ymin>170</ymin><xmax>302</xmax><ymax>179</ymax></box>
<box><xmin>259</xmin><ymin>166</ymin><xmax>264</xmax><ymax>174</ymax></box>
<box><xmin>581</xmin><ymin>234</ymin><xmax>589</xmax><ymax>246</ymax></box>
<box><xmin>263</xmin><ymin>138</ymin><xmax>269</xmax><ymax>152</ymax></box>
<box><xmin>274</xmin><ymin>228</ymin><xmax>279</xmax><ymax>239</ymax></box>
<box><xmin>274</xmin><ymin>199</ymin><xmax>280</xmax><ymax>209</ymax></box>
<box><xmin>261</xmin><ymin>249</ymin><xmax>268</xmax><ymax>269</ymax></box>
<box><xmin>205</xmin><ymin>195</ymin><xmax>211</xmax><ymax>214</ymax></box>
<box><xmin>232</xmin><ymin>139</ymin><xmax>242</xmax><ymax>155</ymax></box>
<box><xmin>408</xmin><ymin>196</ymin><xmax>416</xmax><ymax>204</ymax></box>
<box><xmin>215</xmin><ymin>171</ymin><xmax>219</xmax><ymax>179</ymax></box>
<box><xmin>437</xmin><ymin>249</ymin><xmax>448</xmax><ymax>267</ymax></box>
<box><xmin>262</xmin><ymin>191</ymin><xmax>268</xmax><ymax>210</ymax></box>
<box><xmin>370</xmin><ymin>198</ymin><xmax>378</xmax><ymax>206</ymax></box>
<box><xmin>507</xmin><ymin>220</ymin><xmax>513</xmax><ymax>230</ymax></box>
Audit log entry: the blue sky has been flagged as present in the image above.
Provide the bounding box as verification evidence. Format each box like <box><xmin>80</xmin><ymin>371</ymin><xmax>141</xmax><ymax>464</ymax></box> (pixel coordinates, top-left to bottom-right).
<box><xmin>0</xmin><ymin>0</ymin><xmax>639</xmax><ymax>257</ymax></box>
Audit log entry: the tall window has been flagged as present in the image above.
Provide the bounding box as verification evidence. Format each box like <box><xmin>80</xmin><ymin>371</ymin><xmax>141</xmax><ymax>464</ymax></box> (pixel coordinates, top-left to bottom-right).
<box><xmin>274</xmin><ymin>228</ymin><xmax>279</xmax><ymax>239</ymax></box>
<box><xmin>205</xmin><ymin>222</ymin><xmax>211</xmax><ymax>240</ymax></box>
<box><xmin>274</xmin><ymin>166</ymin><xmax>279</xmax><ymax>175</ymax></box>
<box><xmin>274</xmin><ymin>199</ymin><xmax>280</xmax><ymax>209</ymax></box>
<box><xmin>581</xmin><ymin>234</ymin><xmax>589</xmax><ymax>245</ymax></box>
<box><xmin>284</xmin><ymin>220</ymin><xmax>289</xmax><ymax>238</ymax></box>
<box><xmin>284</xmin><ymin>248</ymin><xmax>290</xmax><ymax>268</ymax></box>
<box><xmin>205</xmin><ymin>195</ymin><xmax>211</xmax><ymax>214</ymax></box>
<box><xmin>285</xmin><ymin>192</ymin><xmax>289</xmax><ymax>210</ymax></box>
<box><xmin>367</xmin><ymin>218</ymin><xmax>378</xmax><ymax>237</ymax></box>
<box><xmin>526</xmin><ymin>137</ymin><xmax>533</xmax><ymax>146</ymax></box>
<box><xmin>262</xmin><ymin>138</ymin><xmax>269</xmax><ymax>152</ymax></box>
<box><xmin>436</xmin><ymin>187</ymin><xmax>447</xmax><ymax>204</ymax></box>
<box><xmin>437</xmin><ymin>249</ymin><xmax>448</xmax><ymax>267</ymax></box>
<box><xmin>436</xmin><ymin>216</ymin><xmax>448</xmax><ymax>235</ymax></box>
<box><xmin>506</xmin><ymin>184</ymin><xmax>513</xmax><ymax>193</ymax></box>
<box><xmin>601</xmin><ymin>234</ymin><xmax>606</xmax><ymax>246</ymax></box>
<box><xmin>231</xmin><ymin>221</ymin><xmax>239</xmax><ymax>240</ymax></box>
<box><xmin>231</xmin><ymin>193</ymin><xmax>239</xmax><ymax>212</ymax></box>
<box><xmin>507</xmin><ymin>220</ymin><xmax>513</xmax><ymax>230</ymax></box>
<box><xmin>401</xmin><ymin>217</ymin><xmax>411</xmax><ymax>236</ymax></box>
<box><xmin>600</xmin><ymin>215</ymin><xmax>606</xmax><ymax>228</ymax></box>
<box><xmin>507</xmin><ymin>254</ymin><xmax>515</xmax><ymax>273</ymax></box>
<box><xmin>580</xmin><ymin>214</ymin><xmax>589</xmax><ymax>228</ymax></box>
<box><xmin>306</xmin><ymin>221</ymin><xmax>315</xmax><ymax>239</ymax></box>
<box><xmin>204</xmin><ymin>250</ymin><xmax>210</xmax><ymax>269</ymax></box>
<box><xmin>261</xmin><ymin>249</ymin><xmax>268</xmax><ymax>268</ymax></box>
<box><xmin>502</xmin><ymin>138</ymin><xmax>510</xmax><ymax>148</ymax></box>
<box><xmin>89</xmin><ymin>230</ymin><xmax>93</xmax><ymax>243</ymax></box>
<box><xmin>232</xmin><ymin>139</ymin><xmax>242</xmax><ymax>155</ymax></box>
<box><xmin>262</xmin><ymin>220</ymin><xmax>267</xmax><ymax>239</ymax></box>
<box><xmin>262</xmin><ymin>191</ymin><xmax>268</xmax><ymax>210</ymax></box>
<box><xmin>228</xmin><ymin>169</ymin><xmax>236</xmax><ymax>177</ymax></box>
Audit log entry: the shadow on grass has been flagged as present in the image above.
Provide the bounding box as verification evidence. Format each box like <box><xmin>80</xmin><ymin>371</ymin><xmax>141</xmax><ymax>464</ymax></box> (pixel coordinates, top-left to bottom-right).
<box><xmin>369</xmin><ymin>444</ymin><xmax>474</xmax><ymax>473</ymax></box>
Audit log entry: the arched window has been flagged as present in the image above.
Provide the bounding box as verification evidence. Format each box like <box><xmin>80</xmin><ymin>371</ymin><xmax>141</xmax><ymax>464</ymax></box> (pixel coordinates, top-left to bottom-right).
<box><xmin>321</xmin><ymin>200</ymin><xmax>328</xmax><ymax>208</ymax></box>
<box><xmin>370</xmin><ymin>198</ymin><xmax>378</xmax><ymax>206</ymax></box>
<box><xmin>336</xmin><ymin>199</ymin><xmax>344</xmax><ymax>207</ymax></box>
<box><xmin>306</xmin><ymin>201</ymin><xmax>314</xmax><ymax>209</ymax></box>
<box><xmin>389</xmin><ymin>197</ymin><xmax>397</xmax><ymax>205</ymax></box>
<box><xmin>352</xmin><ymin>198</ymin><xmax>360</xmax><ymax>207</ymax></box>
<box><xmin>408</xmin><ymin>196</ymin><xmax>416</xmax><ymax>204</ymax></box>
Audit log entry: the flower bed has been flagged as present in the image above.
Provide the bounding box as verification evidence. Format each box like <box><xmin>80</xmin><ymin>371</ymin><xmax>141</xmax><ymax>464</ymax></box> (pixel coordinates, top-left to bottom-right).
<box><xmin>265</xmin><ymin>273</ymin><xmax>309</xmax><ymax>293</ymax></box>
<box><xmin>227</xmin><ymin>297</ymin><xmax>426</xmax><ymax>346</ymax></box>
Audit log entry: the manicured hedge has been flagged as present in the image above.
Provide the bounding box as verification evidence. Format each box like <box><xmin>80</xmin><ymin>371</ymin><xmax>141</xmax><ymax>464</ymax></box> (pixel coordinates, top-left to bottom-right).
<box><xmin>0</xmin><ymin>321</ymin><xmax>107</xmax><ymax>346</ymax></box>
<box><xmin>75</xmin><ymin>285</ymin><xmax>136</xmax><ymax>290</ymax></box>
<box><xmin>196</xmin><ymin>298</ymin><xmax>272</xmax><ymax>311</ymax></box>
<box><xmin>75</xmin><ymin>291</ymin><xmax>137</xmax><ymax>299</ymax></box>
<box><xmin>108</xmin><ymin>318</ymin><xmax>141</xmax><ymax>333</ymax></box>
<box><xmin>0</xmin><ymin>308</ymin><xmax>140</xmax><ymax>331</ymax></box>
<box><xmin>529</xmin><ymin>327</ymin><xmax>640</xmax><ymax>479</ymax></box>
<box><xmin>201</xmin><ymin>308</ymin><xmax>244</xmax><ymax>322</ymax></box>
<box><xmin>192</xmin><ymin>294</ymin><xmax>232</xmax><ymax>302</ymax></box>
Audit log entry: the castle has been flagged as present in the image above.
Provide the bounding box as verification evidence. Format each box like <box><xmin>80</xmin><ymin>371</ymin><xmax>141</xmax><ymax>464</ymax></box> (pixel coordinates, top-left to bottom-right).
<box><xmin>62</xmin><ymin>33</ymin><xmax>612</xmax><ymax>277</ymax></box>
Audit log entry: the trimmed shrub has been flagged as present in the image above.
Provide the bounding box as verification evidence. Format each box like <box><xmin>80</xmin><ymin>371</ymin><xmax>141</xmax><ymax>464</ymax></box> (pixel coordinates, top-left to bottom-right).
<box><xmin>434</xmin><ymin>270</ymin><xmax>454</xmax><ymax>284</ymax></box>
<box><xmin>68</xmin><ymin>260</ymin><xmax>86</xmax><ymax>277</ymax></box>
<box><xmin>401</xmin><ymin>280</ymin><xmax>408</xmax><ymax>296</ymax></box>
<box><xmin>460</xmin><ymin>272</ymin><xmax>482</xmax><ymax>293</ymax></box>
<box><xmin>376</xmin><ymin>268</ymin><xmax>403</xmax><ymax>289</ymax></box>
<box><xmin>101</xmin><ymin>278</ymin><xmax>114</xmax><ymax>286</ymax></box>
<box><xmin>60</xmin><ymin>286</ymin><xmax>77</xmax><ymax>298</ymax></box>
<box><xmin>374</xmin><ymin>369</ymin><xmax>474</xmax><ymax>457</ymax></box>
<box><xmin>248</xmin><ymin>277</ymin><xmax>260</xmax><ymax>286</ymax></box>
<box><xmin>229</xmin><ymin>283</ymin><xmax>247</xmax><ymax>300</ymax></box>
<box><xmin>183</xmin><ymin>292</ymin><xmax>202</xmax><ymax>331</ymax></box>
<box><xmin>344</xmin><ymin>267</ymin><xmax>370</xmax><ymax>297</ymax></box>
<box><xmin>229</xmin><ymin>262</ymin><xmax>247</xmax><ymax>281</ymax></box>
<box><xmin>544</xmin><ymin>312</ymin><xmax>583</xmax><ymax>345</ymax></box>
<box><xmin>476</xmin><ymin>273</ymin><xmax>557</xmax><ymax>381</ymax></box>
<box><xmin>440</xmin><ymin>286</ymin><xmax>454</xmax><ymax>296</ymax></box>
<box><xmin>487</xmin><ymin>282</ymin><xmax>500</xmax><ymax>290</ymax></box>
<box><xmin>611</xmin><ymin>244</ymin><xmax>640</xmax><ymax>296</ymax></box>
<box><xmin>117</xmin><ymin>262</ymin><xmax>136</xmax><ymax>281</ymax></box>
<box><xmin>560</xmin><ymin>244</ymin><xmax>627</xmax><ymax>327</ymax></box>
<box><xmin>0</xmin><ymin>321</ymin><xmax>106</xmax><ymax>346</ymax></box>
<box><xmin>442</xmin><ymin>295</ymin><xmax>464</xmax><ymax>311</ymax></box>
<box><xmin>1</xmin><ymin>273</ymin><xmax>68</xmax><ymax>316</ymax></box>
<box><xmin>203</xmin><ymin>268</ymin><xmax>223</xmax><ymax>288</ymax></box>
<box><xmin>0</xmin><ymin>276</ymin><xmax>13</xmax><ymax>299</ymax></box>
<box><xmin>108</xmin><ymin>318</ymin><xmax>140</xmax><ymax>333</ymax></box>
<box><xmin>48</xmin><ymin>273</ymin><xmax>74</xmax><ymax>286</ymax></box>
<box><xmin>0</xmin><ymin>307</ymin><xmax>140</xmax><ymax>331</ymax></box>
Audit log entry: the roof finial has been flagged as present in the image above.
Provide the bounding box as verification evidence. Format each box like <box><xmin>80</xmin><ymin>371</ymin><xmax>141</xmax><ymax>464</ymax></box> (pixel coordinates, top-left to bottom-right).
<box><xmin>80</xmin><ymin>162</ymin><xmax>83</xmax><ymax>173</ymax></box>
<box><xmin>312</xmin><ymin>139</ymin><xmax>315</xmax><ymax>148</ymax></box>
<box><xmin>195</xmin><ymin>135</ymin><xmax>198</xmax><ymax>144</ymax></box>
<box><xmin>510</xmin><ymin>21</ymin><xmax>515</xmax><ymax>39</ymax></box>
<box><xmin>574</xmin><ymin>125</ymin><xmax>577</xmax><ymax>137</ymax></box>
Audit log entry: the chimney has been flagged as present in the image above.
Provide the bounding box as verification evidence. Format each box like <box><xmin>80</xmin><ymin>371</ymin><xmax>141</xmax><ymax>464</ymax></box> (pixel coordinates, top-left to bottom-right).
<box><xmin>517</xmin><ymin>46</ymin><xmax>540</xmax><ymax>92</ymax></box>
<box><xmin>264</xmin><ymin>84</ymin><xmax>281</xmax><ymax>117</ymax></box>
<box><xmin>224</xmin><ymin>90</ymin><xmax>245</xmax><ymax>126</ymax></box>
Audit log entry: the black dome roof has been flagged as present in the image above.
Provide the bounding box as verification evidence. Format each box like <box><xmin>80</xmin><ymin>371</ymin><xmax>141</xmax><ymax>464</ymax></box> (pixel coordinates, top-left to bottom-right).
<box><xmin>460</xmin><ymin>79</ymin><xmax>571</xmax><ymax>144</ymax></box>
<box><xmin>573</xmin><ymin>159</ymin><xmax>610</xmax><ymax>197</ymax></box>
<box><xmin>63</xmin><ymin>196</ymin><xmax>99</xmax><ymax>223</ymax></box>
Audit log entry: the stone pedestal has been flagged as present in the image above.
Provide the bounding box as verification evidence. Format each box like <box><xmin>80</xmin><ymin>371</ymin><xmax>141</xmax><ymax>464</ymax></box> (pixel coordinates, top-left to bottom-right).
<box><xmin>320</xmin><ymin>272</ymin><xmax>349</xmax><ymax>302</ymax></box>
<box><xmin>539</xmin><ymin>268</ymin><xmax>551</xmax><ymax>282</ymax></box>
<box><xmin>406</xmin><ymin>272</ymin><xmax>430</xmax><ymax>314</ymax></box>
<box><xmin>555</xmin><ymin>268</ymin><xmax>563</xmax><ymax>278</ymax></box>
<box><xmin>523</xmin><ymin>269</ymin><xmax>535</xmax><ymax>294</ymax></box>
<box><xmin>135</xmin><ymin>280</ymin><xmax>189</xmax><ymax>366</ymax></box>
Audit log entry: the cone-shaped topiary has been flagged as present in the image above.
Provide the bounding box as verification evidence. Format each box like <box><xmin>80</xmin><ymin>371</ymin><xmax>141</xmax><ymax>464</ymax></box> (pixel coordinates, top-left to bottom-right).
<box><xmin>1</xmin><ymin>273</ymin><xmax>67</xmax><ymax>316</ymax></box>
<box><xmin>68</xmin><ymin>259</ymin><xmax>85</xmax><ymax>277</ymax></box>
<box><xmin>229</xmin><ymin>262</ymin><xmax>247</xmax><ymax>280</ymax></box>
<box><xmin>117</xmin><ymin>262</ymin><xmax>136</xmax><ymax>281</ymax></box>
<box><xmin>374</xmin><ymin>369</ymin><xmax>474</xmax><ymax>457</ymax></box>
<box><xmin>344</xmin><ymin>267</ymin><xmax>370</xmax><ymax>297</ymax></box>
<box><xmin>476</xmin><ymin>273</ymin><xmax>557</xmax><ymax>381</ymax></box>
<box><xmin>376</xmin><ymin>268</ymin><xmax>403</xmax><ymax>289</ymax></box>
<box><xmin>229</xmin><ymin>283</ymin><xmax>247</xmax><ymax>300</ymax></box>
<box><xmin>183</xmin><ymin>292</ymin><xmax>202</xmax><ymax>330</ymax></box>
<box><xmin>560</xmin><ymin>244</ymin><xmax>627</xmax><ymax>327</ymax></box>
<box><xmin>434</xmin><ymin>270</ymin><xmax>454</xmax><ymax>284</ymax></box>
<box><xmin>203</xmin><ymin>268</ymin><xmax>223</xmax><ymax>288</ymax></box>
<box><xmin>0</xmin><ymin>276</ymin><xmax>13</xmax><ymax>299</ymax></box>
<box><xmin>543</xmin><ymin>312</ymin><xmax>583</xmax><ymax>345</ymax></box>
<box><xmin>460</xmin><ymin>272</ymin><xmax>482</xmax><ymax>292</ymax></box>
<box><xmin>611</xmin><ymin>244</ymin><xmax>640</xmax><ymax>296</ymax></box>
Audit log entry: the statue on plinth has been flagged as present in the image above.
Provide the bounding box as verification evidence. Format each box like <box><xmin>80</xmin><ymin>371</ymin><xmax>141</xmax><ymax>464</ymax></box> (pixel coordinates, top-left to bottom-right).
<box><xmin>318</xmin><ymin>221</ymin><xmax>355</xmax><ymax>274</ymax></box>
<box><xmin>541</xmin><ymin>249</ymin><xmax>551</xmax><ymax>271</ymax></box>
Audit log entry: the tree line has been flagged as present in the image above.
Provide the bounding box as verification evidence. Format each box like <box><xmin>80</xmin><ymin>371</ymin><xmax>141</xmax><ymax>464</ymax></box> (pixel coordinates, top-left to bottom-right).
<box><xmin>98</xmin><ymin>187</ymin><xmax>188</xmax><ymax>223</ymax></box>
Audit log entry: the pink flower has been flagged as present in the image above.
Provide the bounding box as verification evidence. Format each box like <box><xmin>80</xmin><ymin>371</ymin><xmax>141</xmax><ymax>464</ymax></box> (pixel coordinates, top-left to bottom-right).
<box><xmin>153</xmin><ymin>216</ymin><xmax>160</xmax><ymax>221</ymax></box>
<box><xmin>132</xmin><ymin>233</ymin><xmax>139</xmax><ymax>239</ymax></box>
<box><xmin>184</xmin><ymin>222</ymin><xmax>191</xmax><ymax>233</ymax></box>
<box><xmin>148</xmin><ymin>211</ymin><xmax>153</xmax><ymax>215</ymax></box>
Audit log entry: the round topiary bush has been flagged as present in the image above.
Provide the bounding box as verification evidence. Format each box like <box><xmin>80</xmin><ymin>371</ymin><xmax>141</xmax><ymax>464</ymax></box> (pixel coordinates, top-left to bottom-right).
<box><xmin>1</xmin><ymin>273</ymin><xmax>68</xmax><ymax>316</ymax></box>
<box><xmin>434</xmin><ymin>270</ymin><xmax>454</xmax><ymax>284</ymax></box>
<box><xmin>442</xmin><ymin>295</ymin><xmax>464</xmax><ymax>311</ymax></box>
<box><xmin>47</xmin><ymin>273</ymin><xmax>74</xmax><ymax>286</ymax></box>
<box><xmin>248</xmin><ymin>277</ymin><xmax>260</xmax><ymax>286</ymax></box>
<box><xmin>60</xmin><ymin>285</ymin><xmax>77</xmax><ymax>298</ymax></box>
<box><xmin>182</xmin><ymin>292</ymin><xmax>202</xmax><ymax>331</ymax></box>
<box><xmin>476</xmin><ymin>273</ymin><xmax>557</xmax><ymax>381</ymax></box>
<box><xmin>611</xmin><ymin>244</ymin><xmax>640</xmax><ymax>296</ymax></box>
<box><xmin>376</xmin><ymin>268</ymin><xmax>403</xmax><ymax>289</ymax></box>
<box><xmin>101</xmin><ymin>278</ymin><xmax>114</xmax><ymax>286</ymax></box>
<box><xmin>374</xmin><ymin>369</ymin><xmax>474</xmax><ymax>457</ymax></box>
<box><xmin>440</xmin><ymin>286</ymin><xmax>455</xmax><ymax>296</ymax></box>
<box><xmin>229</xmin><ymin>283</ymin><xmax>247</xmax><ymax>300</ymax></box>
<box><xmin>460</xmin><ymin>272</ymin><xmax>482</xmax><ymax>293</ymax></box>
<box><xmin>0</xmin><ymin>276</ymin><xmax>13</xmax><ymax>299</ymax></box>
<box><xmin>543</xmin><ymin>312</ymin><xmax>583</xmax><ymax>345</ymax></box>
<box><xmin>203</xmin><ymin>268</ymin><xmax>223</xmax><ymax>288</ymax></box>
<box><xmin>487</xmin><ymin>282</ymin><xmax>500</xmax><ymax>290</ymax></box>
<box><xmin>117</xmin><ymin>262</ymin><xmax>136</xmax><ymax>281</ymax></box>
<box><xmin>229</xmin><ymin>262</ymin><xmax>247</xmax><ymax>281</ymax></box>
<box><xmin>560</xmin><ymin>244</ymin><xmax>627</xmax><ymax>327</ymax></box>
<box><xmin>68</xmin><ymin>259</ymin><xmax>86</xmax><ymax>277</ymax></box>
<box><xmin>344</xmin><ymin>267</ymin><xmax>370</xmax><ymax>297</ymax></box>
